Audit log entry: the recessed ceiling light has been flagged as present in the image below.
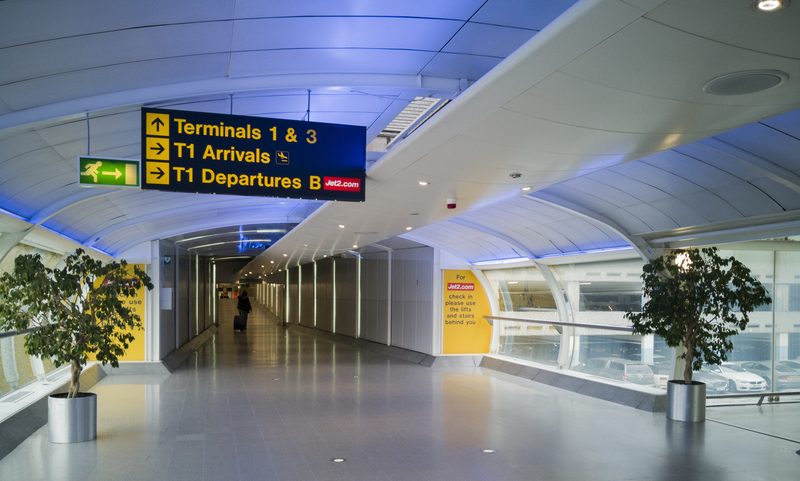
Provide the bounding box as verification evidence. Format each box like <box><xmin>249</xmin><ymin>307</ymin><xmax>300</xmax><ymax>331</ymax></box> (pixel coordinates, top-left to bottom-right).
<box><xmin>521</xmin><ymin>186</ymin><xmax>531</xmax><ymax>191</ymax></box>
<box><xmin>303</xmin><ymin>244</ymin><xmax>308</xmax><ymax>247</ymax></box>
<box><xmin>339</xmin><ymin>224</ymin><xmax>345</xmax><ymax>228</ymax></box>
<box><xmin>418</xmin><ymin>181</ymin><xmax>429</xmax><ymax>186</ymax></box>
<box><xmin>481</xmin><ymin>449</ymin><xmax>497</xmax><ymax>454</ymax></box>
<box><xmin>406</xmin><ymin>227</ymin><xmax>412</xmax><ymax>230</ymax></box>
<box><xmin>755</xmin><ymin>0</ymin><xmax>786</xmax><ymax>11</ymax></box>
<box><xmin>283</xmin><ymin>254</ymin><xmax>287</xmax><ymax>257</ymax></box>
<box><xmin>331</xmin><ymin>458</ymin><xmax>346</xmax><ymax>463</ymax></box>
<box><xmin>261</xmin><ymin>265</ymin><xmax>264</xmax><ymax>267</ymax></box>
<box><xmin>270</xmin><ymin>261</ymin><xmax>274</xmax><ymax>263</ymax></box>
<box><xmin>353</xmin><ymin>245</ymin><xmax>358</xmax><ymax>248</ymax></box>
<box><xmin>323</xmin><ymin>255</ymin><xmax>327</xmax><ymax>257</ymax></box>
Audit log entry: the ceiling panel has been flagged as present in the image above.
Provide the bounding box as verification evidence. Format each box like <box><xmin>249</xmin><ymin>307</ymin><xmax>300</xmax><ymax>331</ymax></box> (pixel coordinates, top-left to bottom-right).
<box><xmin>507</xmin><ymin>72</ymin><xmax>782</xmax><ymax>134</ymax></box>
<box><xmin>762</xmin><ymin>109</ymin><xmax>800</xmax><ymax>138</ymax></box>
<box><xmin>593</xmin><ymin>207</ymin><xmax>652</xmax><ymax>236</ymax></box>
<box><xmin>678</xmin><ymin>191</ymin><xmax>747</xmax><ymax>224</ymax></box>
<box><xmin>608</xmin><ymin>162</ymin><xmax>702</xmax><ymax>196</ymax></box>
<box><xmin>706</xmin><ymin>183</ymin><xmax>786</xmax><ymax>217</ymax></box>
<box><xmin>0</xmin><ymin>0</ymin><xmax>237</xmax><ymax>48</ymax></box>
<box><xmin>642</xmin><ymin>149</ymin><xmax>746</xmax><ymax>188</ymax></box>
<box><xmin>0</xmin><ymin>148</ymin><xmax>65</xmax><ymax>192</ymax></box>
<box><xmin>0</xmin><ymin>131</ymin><xmax>50</xmax><ymax>162</ymax></box>
<box><xmin>0</xmin><ymin>23</ymin><xmax>234</xmax><ymax>86</ymax></box>
<box><xmin>472</xmin><ymin>0</ymin><xmax>579</xmax><ymax>30</ymax></box>
<box><xmin>229</xmin><ymin>50</ymin><xmax>436</xmax><ymax>78</ymax></box>
<box><xmin>585</xmin><ymin>170</ymin><xmax>671</xmax><ymax>204</ymax></box>
<box><xmin>462</xmin><ymin>108</ymin><xmax>696</xmax><ymax>157</ymax></box>
<box><xmin>647</xmin><ymin>197</ymin><xmax>710</xmax><ymax>227</ymax></box>
<box><xmin>537</xmin><ymin>184</ymin><xmax>620</xmax><ymax>216</ymax></box>
<box><xmin>0</xmin><ymin>54</ymin><xmax>231</xmax><ymax>111</ymax></box>
<box><xmin>35</xmin><ymin>111</ymin><xmax>139</xmax><ymax>146</ymax></box>
<box><xmin>624</xmin><ymin>204</ymin><xmax>680</xmax><ymax>233</ymax></box>
<box><xmin>233</xmin><ymin>0</ymin><xmax>485</xmax><ymax>20</ymax></box>
<box><xmin>443</xmin><ymin>23</ymin><xmax>535</xmax><ymax>58</ymax></box>
<box><xmin>749</xmin><ymin>178</ymin><xmax>800</xmax><ymax>211</ymax></box>
<box><xmin>231</xmin><ymin>17</ymin><xmax>461</xmax><ymax>51</ymax></box>
<box><xmin>560</xmin><ymin>18</ymin><xmax>800</xmax><ymax>105</ymax></box>
<box><xmin>714</xmin><ymin>123</ymin><xmax>800</xmax><ymax>175</ymax></box>
<box><xmin>645</xmin><ymin>0</ymin><xmax>800</xmax><ymax>59</ymax></box>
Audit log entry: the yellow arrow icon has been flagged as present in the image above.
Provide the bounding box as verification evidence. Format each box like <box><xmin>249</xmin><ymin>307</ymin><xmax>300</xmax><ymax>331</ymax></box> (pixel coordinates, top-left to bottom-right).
<box><xmin>146</xmin><ymin>162</ymin><xmax>169</xmax><ymax>185</ymax></box>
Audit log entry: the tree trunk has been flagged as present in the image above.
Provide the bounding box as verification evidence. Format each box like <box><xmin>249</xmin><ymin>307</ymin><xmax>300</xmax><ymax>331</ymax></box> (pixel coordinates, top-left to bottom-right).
<box><xmin>68</xmin><ymin>359</ymin><xmax>82</xmax><ymax>398</ymax></box>
<box><xmin>683</xmin><ymin>337</ymin><xmax>694</xmax><ymax>385</ymax></box>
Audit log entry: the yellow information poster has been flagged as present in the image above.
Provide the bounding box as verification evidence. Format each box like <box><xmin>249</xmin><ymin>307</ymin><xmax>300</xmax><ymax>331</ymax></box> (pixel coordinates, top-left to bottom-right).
<box><xmin>443</xmin><ymin>270</ymin><xmax>492</xmax><ymax>354</ymax></box>
<box><xmin>88</xmin><ymin>264</ymin><xmax>146</xmax><ymax>362</ymax></box>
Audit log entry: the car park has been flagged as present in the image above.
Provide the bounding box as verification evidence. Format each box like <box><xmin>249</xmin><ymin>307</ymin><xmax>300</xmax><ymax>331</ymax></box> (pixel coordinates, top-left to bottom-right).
<box><xmin>576</xmin><ymin>357</ymin><xmax>655</xmax><ymax>387</ymax></box>
<box><xmin>739</xmin><ymin>361</ymin><xmax>800</xmax><ymax>391</ymax></box>
<box><xmin>703</xmin><ymin>363</ymin><xmax>766</xmax><ymax>393</ymax></box>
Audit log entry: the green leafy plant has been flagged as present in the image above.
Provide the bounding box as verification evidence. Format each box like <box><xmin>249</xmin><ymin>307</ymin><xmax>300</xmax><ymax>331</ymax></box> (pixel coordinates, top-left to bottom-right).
<box><xmin>0</xmin><ymin>249</ymin><xmax>153</xmax><ymax>398</ymax></box>
<box><xmin>625</xmin><ymin>247</ymin><xmax>770</xmax><ymax>384</ymax></box>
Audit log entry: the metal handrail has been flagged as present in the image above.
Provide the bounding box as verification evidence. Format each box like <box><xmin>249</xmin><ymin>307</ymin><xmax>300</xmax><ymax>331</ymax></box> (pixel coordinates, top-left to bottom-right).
<box><xmin>484</xmin><ymin>315</ymin><xmax>640</xmax><ymax>332</ymax></box>
<box><xmin>0</xmin><ymin>327</ymin><xmax>35</xmax><ymax>339</ymax></box>
<box><xmin>708</xmin><ymin>390</ymin><xmax>800</xmax><ymax>406</ymax></box>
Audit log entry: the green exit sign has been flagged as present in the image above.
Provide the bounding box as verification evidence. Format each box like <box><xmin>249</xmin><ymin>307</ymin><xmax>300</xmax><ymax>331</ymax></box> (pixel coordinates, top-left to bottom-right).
<box><xmin>78</xmin><ymin>156</ymin><xmax>140</xmax><ymax>188</ymax></box>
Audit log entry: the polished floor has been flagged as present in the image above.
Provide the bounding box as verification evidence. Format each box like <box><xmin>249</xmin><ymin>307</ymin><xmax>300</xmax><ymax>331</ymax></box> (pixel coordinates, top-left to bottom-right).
<box><xmin>1</xmin><ymin>300</ymin><xmax>799</xmax><ymax>480</ymax></box>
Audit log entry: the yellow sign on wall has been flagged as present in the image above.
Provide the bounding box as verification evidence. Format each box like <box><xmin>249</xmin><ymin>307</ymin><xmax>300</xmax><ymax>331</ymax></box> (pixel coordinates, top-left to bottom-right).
<box><xmin>88</xmin><ymin>264</ymin><xmax>146</xmax><ymax>362</ymax></box>
<box><xmin>443</xmin><ymin>270</ymin><xmax>492</xmax><ymax>354</ymax></box>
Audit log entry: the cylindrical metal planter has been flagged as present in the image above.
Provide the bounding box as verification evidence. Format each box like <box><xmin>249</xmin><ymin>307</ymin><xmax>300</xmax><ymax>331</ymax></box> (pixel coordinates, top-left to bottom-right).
<box><xmin>667</xmin><ymin>380</ymin><xmax>705</xmax><ymax>422</ymax></box>
<box><xmin>48</xmin><ymin>393</ymin><xmax>97</xmax><ymax>443</ymax></box>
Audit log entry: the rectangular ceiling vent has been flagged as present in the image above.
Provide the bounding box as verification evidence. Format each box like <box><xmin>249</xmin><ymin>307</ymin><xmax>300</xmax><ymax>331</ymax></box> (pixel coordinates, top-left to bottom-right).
<box><xmin>376</xmin><ymin>97</ymin><xmax>450</xmax><ymax>149</ymax></box>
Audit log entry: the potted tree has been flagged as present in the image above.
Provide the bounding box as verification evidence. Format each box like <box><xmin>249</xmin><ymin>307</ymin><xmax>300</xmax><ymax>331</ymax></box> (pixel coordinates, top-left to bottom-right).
<box><xmin>0</xmin><ymin>248</ymin><xmax>153</xmax><ymax>442</ymax></box>
<box><xmin>625</xmin><ymin>247</ymin><xmax>770</xmax><ymax>422</ymax></box>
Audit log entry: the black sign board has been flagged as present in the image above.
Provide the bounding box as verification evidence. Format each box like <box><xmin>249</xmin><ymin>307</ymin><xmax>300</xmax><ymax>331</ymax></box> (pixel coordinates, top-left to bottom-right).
<box><xmin>141</xmin><ymin>108</ymin><xmax>365</xmax><ymax>201</ymax></box>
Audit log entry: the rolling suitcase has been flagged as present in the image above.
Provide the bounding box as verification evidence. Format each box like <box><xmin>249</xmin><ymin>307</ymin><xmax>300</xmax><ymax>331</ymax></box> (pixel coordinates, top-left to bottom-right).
<box><xmin>233</xmin><ymin>315</ymin><xmax>247</xmax><ymax>331</ymax></box>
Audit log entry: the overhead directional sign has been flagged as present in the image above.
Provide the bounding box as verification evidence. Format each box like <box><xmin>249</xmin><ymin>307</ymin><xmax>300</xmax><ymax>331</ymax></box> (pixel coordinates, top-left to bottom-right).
<box><xmin>78</xmin><ymin>156</ymin><xmax>140</xmax><ymax>188</ymax></box>
<box><xmin>141</xmin><ymin>108</ymin><xmax>366</xmax><ymax>201</ymax></box>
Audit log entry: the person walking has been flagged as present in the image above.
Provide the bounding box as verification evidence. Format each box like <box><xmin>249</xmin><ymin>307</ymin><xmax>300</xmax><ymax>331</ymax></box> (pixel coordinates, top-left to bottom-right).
<box><xmin>237</xmin><ymin>289</ymin><xmax>252</xmax><ymax>330</ymax></box>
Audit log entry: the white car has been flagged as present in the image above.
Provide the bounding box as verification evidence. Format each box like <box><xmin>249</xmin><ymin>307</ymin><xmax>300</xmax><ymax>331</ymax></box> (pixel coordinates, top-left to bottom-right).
<box><xmin>703</xmin><ymin>364</ymin><xmax>767</xmax><ymax>393</ymax></box>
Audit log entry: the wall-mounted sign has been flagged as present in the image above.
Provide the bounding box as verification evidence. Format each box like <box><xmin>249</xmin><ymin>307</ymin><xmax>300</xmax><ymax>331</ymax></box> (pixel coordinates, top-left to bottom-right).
<box><xmin>141</xmin><ymin>108</ymin><xmax>366</xmax><ymax>201</ymax></box>
<box><xmin>78</xmin><ymin>156</ymin><xmax>140</xmax><ymax>188</ymax></box>
<box><xmin>163</xmin><ymin>255</ymin><xmax>172</xmax><ymax>268</ymax></box>
<box><xmin>443</xmin><ymin>270</ymin><xmax>492</xmax><ymax>354</ymax></box>
<box><xmin>88</xmin><ymin>264</ymin><xmax>146</xmax><ymax>362</ymax></box>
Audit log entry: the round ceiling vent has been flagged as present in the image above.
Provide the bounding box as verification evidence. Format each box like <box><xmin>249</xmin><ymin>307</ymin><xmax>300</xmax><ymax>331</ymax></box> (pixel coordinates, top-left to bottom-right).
<box><xmin>703</xmin><ymin>70</ymin><xmax>789</xmax><ymax>96</ymax></box>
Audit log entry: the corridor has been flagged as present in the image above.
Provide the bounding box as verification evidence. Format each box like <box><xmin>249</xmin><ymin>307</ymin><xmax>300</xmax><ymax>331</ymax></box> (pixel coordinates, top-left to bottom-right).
<box><xmin>0</xmin><ymin>300</ymin><xmax>798</xmax><ymax>481</ymax></box>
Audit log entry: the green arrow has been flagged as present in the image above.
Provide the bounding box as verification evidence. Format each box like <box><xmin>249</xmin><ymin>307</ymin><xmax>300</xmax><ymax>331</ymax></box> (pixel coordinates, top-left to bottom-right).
<box><xmin>102</xmin><ymin>168</ymin><xmax>122</xmax><ymax>179</ymax></box>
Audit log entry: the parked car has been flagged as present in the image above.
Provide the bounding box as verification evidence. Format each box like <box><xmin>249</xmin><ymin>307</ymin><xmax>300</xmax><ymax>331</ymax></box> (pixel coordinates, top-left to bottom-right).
<box><xmin>647</xmin><ymin>362</ymin><xmax>670</xmax><ymax>389</ymax></box>
<box><xmin>703</xmin><ymin>363</ymin><xmax>766</xmax><ymax>393</ymax></box>
<box><xmin>739</xmin><ymin>361</ymin><xmax>800</xmax><ymax>392</ymax></box>
<box><xmin>576</xmin><ymin>357</ymin><xmax>654</xmax><ymax>386</ymax></box>
<box><xmin>693</xmin><ymin>368</ymin><xmax>729</xmax><ymax>394</ymax></box>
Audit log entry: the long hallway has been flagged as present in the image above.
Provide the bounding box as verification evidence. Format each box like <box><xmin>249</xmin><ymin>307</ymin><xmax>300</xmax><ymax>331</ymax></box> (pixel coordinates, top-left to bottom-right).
<box><xmin>0</xmin><ymin>300</ymin><xmax>798</xmax><ymax>481</ymax></box>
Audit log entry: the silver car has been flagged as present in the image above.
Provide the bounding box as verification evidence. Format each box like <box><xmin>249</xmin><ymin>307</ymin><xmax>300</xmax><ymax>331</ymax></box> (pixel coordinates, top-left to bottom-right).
<box><xmin>739</xmin><ymin>361</ymin><xmax>800</xmax><ymax>391</ymax></box>
<box><xmin>704</xmin><ymin>363</ymin><xmax>766</xmax><ymax>393</ymax></box>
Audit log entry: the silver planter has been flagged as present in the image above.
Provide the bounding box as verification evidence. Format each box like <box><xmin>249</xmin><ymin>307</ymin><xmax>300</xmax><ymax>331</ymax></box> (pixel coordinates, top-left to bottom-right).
<box><xmin>48</xmin><ymin>393</ymin><xmax>97</xmax><ymax>443</ymax></box>
<box><xmin>667</xmin><ymin>380</ymin><xmax>705</xmax><ymax>422</ymax></box>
